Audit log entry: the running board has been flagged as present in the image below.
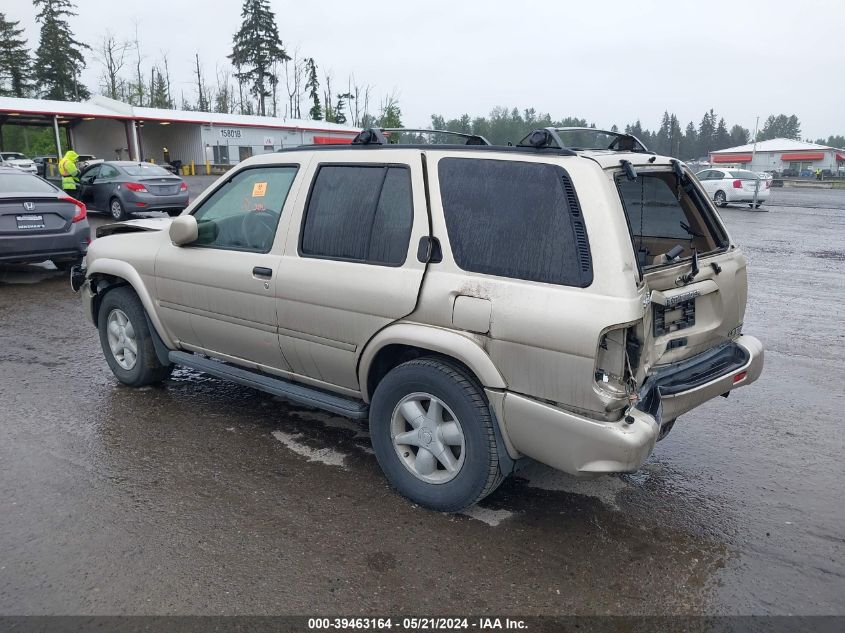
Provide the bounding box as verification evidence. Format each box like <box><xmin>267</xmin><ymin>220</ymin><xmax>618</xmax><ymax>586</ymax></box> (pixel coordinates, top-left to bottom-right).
<box><xmin>168</xmin><ymin>351</ymin><xmax>370</xmax><ymax>419</ymax></box>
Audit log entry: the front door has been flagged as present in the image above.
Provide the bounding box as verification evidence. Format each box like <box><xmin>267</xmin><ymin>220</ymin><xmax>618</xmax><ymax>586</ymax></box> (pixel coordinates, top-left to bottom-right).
<box><xmin>93</xmin><ymin>163</ymin><xmax>121</xmax><ymax>211</ymax></box>
<box><xmin>274</xmin><ymin>150</ymin><xmax>429</xmax><ymax>393</ymax></box>
<box><xmin>154</xmin><ymin>164</ymin><xmax>304</xmax><ymax>372</ymax></box>
<box><xmin>78</xmin><ymin>164</ymin><xmax>100</xmax><ymax>209</ymax></box>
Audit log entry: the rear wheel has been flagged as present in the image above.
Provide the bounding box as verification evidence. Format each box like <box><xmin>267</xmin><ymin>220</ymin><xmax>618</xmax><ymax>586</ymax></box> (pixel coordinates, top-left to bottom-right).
<box><xmin>109</xmin><ymin>197</ymin><xmax>128</xmax><ymax>221</ymax></box>
<box><xmin>714</xmin><ymin>190</ymin><xmax>727</xmax><ymax>207</ymax></box>
<box><xmin>98</xmin><ymin>286</ymin><xmax>172</xmax><ymax>387</ymax></box>
<box><xmin>754</xmin><ymin>202</ymin><xmax>763</xmax><ymax>208</ymax></box>
<box><xmin>370</xmin><ymin>357</ymin><xmax>504</xmax><ymax>512</ymax></box>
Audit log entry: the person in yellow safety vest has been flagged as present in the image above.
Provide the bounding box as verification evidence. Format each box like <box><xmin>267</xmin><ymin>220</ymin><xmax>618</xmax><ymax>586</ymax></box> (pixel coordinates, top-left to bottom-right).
<box><xmin>58</xmin><ymin>150</ymin><xmax>80</xmax><ymax>196</ymax></box>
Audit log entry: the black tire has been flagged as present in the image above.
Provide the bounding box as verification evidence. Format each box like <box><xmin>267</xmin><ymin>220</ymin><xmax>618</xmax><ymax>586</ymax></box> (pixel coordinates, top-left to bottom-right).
<box><xmin>165</xmin><ymin>209</ymin><xmax>182</xmax><ymax>217</ymax></box>
<box><xmin>755</xmin><ymin>202</ymin><xmax>763</xmax><ymax>208</ymax></box>
<box><xmin>370</xmin><ymin>357</ymin><xmax>504</xmax><ymax>512</ymax></box>
<box><xmin>109</xmin><ymin>197</ymin><xmax>128</xmax><ymax>221</ymax></box>
<box><xmin>714</xmin><ymin>190</ymin><xmax>728</xmax><ymax>207</ymax></box>
<box><xmin>97</xmin><ymin>286</ymin><xmax>172</xmax><ymax>387</ymax></box>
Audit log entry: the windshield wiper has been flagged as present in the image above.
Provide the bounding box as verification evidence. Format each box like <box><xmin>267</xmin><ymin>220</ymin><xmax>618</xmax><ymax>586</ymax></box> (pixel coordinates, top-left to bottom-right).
<box><xmin>678</xmin><ymin>248</ymin><xmax>700</xmax><ymax>285</ymax></box>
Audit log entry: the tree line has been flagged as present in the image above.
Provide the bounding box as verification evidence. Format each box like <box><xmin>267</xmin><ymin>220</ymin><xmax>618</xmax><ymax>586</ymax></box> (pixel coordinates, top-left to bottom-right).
<box><xmin>432</xmin><ymin>109</ymin><xmax>822</xmax><ymax>159</ymax></box>
<box><xmin>0</xmin><ymin>0</ymin><xmax>402</xmax><ymax>128</ymax></box>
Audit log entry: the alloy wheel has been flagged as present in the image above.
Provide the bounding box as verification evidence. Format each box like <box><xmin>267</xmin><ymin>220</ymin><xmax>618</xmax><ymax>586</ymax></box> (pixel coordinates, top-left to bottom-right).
<box><xmin>106</xmin><ymin>308</ymin><xmax>138</xmax><ymax>370</ymax></box>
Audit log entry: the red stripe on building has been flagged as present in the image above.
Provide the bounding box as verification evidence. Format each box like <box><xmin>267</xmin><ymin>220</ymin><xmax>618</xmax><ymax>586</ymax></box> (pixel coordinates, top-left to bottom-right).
<box><xmin>781</xmin><ymin>152</ymin><xmax>825</xmax><ymax>161</ymax></box>
<box><xmin>712</xmin><ymin>153</ymin><xmax>752</xmax><ymax>163</ymax></box>
<box><xmin>312</xmin><ymin>136</ymin><xmax>354</xmax><ymax>144</ymax></box>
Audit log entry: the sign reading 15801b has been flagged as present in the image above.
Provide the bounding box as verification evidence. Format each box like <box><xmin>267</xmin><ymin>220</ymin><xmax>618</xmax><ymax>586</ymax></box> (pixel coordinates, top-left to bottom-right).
<box><xmin>219</xmin><ymin>128</ymin><xmax>242</xmax><ymax>139</ymax></box>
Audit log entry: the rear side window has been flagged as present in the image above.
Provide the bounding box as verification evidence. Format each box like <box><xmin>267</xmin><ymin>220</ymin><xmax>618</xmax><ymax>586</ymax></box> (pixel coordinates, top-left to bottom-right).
<box><xmin>437</xmin><ymin>158</ymin><xmax>592</xmax><ymax>287</ymax></box>
<box><xmin>301</xmin><ymin>165</ymin><xmax>413</xmax><ymax>266</ymax></box>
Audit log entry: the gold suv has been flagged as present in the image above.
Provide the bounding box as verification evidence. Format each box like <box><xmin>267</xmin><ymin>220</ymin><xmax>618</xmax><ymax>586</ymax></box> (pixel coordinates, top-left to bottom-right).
<box><xmin>73</xmin><ymin>127</ymin><xmax>763</xmax><ymax>511</ymax></box>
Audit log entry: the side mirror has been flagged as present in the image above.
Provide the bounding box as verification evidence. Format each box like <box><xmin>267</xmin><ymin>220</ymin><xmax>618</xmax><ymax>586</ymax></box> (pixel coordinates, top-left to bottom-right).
<box><xmin>169</xmin><ymin>214</ymin><xmax>198</xmax><ymax>246</ymax></box>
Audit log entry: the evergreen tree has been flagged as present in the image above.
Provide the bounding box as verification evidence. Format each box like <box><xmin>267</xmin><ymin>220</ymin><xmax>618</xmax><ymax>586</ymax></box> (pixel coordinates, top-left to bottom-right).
<box><xmin>698</xmin><ymin>109</ymin><xmax>716</xmax><ymax>154</ymax></box>
<box><xmin>714</xmin><ymin>117</ymin><xmax>731</xmax><ymax>150</ymax></box>
<box><xmin>0</xmin><ymin>13</ymin><xmax>33</xmax><ymax>97</ymax></box>
<box><xmin>32</xmin><ymin>0</ymin><xmax>89</xmax><ymax>100</ymax></box>
<box><xmin>729</xmin><ymin>124</ymin><xmax>749</xmax><ymax>147</ymax></box>
<box><xmin>758</xmin><ymin>114</ymin><xmax>802</xmax><ymax>141</ymax></box>
<box><xmin>229</xmin><ymin>0</ymin><xmax>289</xmax><ymax>116</ymax></box>
<box><xmin>681</xmin><ymin>121</ymin><xmax>698</xmax><ymax>159</ymax></box>
<box><xmin>149</xmin><ymin>67</ymin><xmax>171</xmax><ymax>109</ymax></box>
<box><xmin>305</xmin><ymin>58</ymin><xmax>321</xmax><ymax>120</ymax></box>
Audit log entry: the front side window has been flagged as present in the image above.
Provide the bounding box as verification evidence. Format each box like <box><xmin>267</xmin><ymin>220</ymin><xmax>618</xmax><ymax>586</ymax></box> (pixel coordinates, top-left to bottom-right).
<box><xmin>300</xmin><ymin>165</ymin><xmax>413</xmax><ymax>266</ymax></box>
<box><xmin>192</xmin><ymin>166</ymin><xmax>298</xmax><ymax>252</ymax></box>
<box><xmin>438</xmin><ymin>157</ymin><xmax>593</xmax><ymax>287</ymax></box>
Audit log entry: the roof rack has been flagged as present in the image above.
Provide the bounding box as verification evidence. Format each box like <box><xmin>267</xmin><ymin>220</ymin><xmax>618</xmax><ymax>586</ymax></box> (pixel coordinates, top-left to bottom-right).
<box><xmin>517</xmin><ymin>127</ymin><xmax>650</xmax><ymax>153</ymax></box>
<box><xmin>351</xmin><ymin>128</ymin><xmax>490</xmax><ymax>146</ymax></box>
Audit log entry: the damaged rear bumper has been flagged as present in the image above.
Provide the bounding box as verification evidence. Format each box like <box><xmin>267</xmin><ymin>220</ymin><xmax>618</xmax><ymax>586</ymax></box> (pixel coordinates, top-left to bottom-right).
<box><xmin>500</xmin><ymin>335</ymin><xmax>763</xmax><ymax>476</ymax></box>
<box><xmin>637</xmin><ymin>334</ymin><xmax>764</xmax><ymax>424</ymax></box>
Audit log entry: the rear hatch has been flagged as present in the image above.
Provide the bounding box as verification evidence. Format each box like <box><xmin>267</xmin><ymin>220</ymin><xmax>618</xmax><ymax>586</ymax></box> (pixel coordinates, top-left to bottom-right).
<box><xmin>615</xmin><ymin>165</ymin><xmax>747</xmax><ymax>375</ymax></box>
<box><xmin>0</xmin><ymin>196</ymin><xmax>77</xmax><ymax>236</ymax></box>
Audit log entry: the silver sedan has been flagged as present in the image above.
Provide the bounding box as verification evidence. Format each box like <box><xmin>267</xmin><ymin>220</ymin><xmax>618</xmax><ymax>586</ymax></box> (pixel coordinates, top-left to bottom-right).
<box><xmin>77</xmin><ymin>161</ymin><xmax>190</xmax><ymax>221</ymax></box>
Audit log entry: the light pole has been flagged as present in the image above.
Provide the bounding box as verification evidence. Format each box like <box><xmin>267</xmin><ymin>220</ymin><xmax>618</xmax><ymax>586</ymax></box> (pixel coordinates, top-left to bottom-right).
<box><xmin>750</xmin><ymin>116</ymin><xmax>761</xmax><ymax>210</ymax></box>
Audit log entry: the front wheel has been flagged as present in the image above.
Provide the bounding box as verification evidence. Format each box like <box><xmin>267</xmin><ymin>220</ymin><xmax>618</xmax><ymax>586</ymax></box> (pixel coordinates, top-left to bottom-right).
<box><xmin>109</xmin><ymin>197</ymin><xmax>128</xmax><ymax>221</ymax></box>
<box><xmin>370</xmin><ymin>358</ymin><xmax>504</xmax><ymax>512</ymax></box>
<box><xmin>97</xmin><ymin>286</ymin><xmax>172</xmax><ymax>387</ymax></box>
<box><xmin>714</xmin><ymin>190</ymin><xmax>728</xmax><ymax>207</ymax></box>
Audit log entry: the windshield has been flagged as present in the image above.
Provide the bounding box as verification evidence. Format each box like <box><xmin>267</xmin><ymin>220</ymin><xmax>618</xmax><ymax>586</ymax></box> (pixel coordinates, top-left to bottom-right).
<box><xmin>121</xmin><ymin>163</ymin><xmax>172</xmax><ymax>177</ymax></box>
<box><xmin>728</xmin><ymin>170</ymin><xmax>759</xmax><ymax>180</ymax></box>
<box><xmin>1</xmin><ymin>153</ymin><xmax>26</xmax><ymax>160</ymax></box>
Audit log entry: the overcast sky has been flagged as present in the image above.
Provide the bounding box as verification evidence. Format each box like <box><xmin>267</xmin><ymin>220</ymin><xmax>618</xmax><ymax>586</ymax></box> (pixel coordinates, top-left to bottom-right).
<box><xmin>6</xmin><ymin>0</ymin><xmax>843</xmax><ymax>138</ymax></box>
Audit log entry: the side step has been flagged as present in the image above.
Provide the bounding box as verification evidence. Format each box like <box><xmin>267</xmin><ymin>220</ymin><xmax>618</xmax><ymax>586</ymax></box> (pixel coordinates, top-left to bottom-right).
<box><xmin>168</xmin><ymin>351</ymin><xmax>370</xmax><ymax>420</ymax></box>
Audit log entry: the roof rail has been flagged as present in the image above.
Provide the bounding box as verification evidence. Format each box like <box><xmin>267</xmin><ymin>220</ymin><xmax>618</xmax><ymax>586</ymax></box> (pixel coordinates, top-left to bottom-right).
<box><xmin>517</xmin><ymin>127</ymin><xmax>650</xmax><ymax>153</ymax></box>
<box><xmin>351</xmin><ymin>127</ymin><xmax>490</xmax><ymax>146</ymax></box>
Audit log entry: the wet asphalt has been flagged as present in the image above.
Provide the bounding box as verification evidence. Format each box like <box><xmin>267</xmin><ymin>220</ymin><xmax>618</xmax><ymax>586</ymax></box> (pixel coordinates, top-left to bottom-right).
<box><xmin>0</xmin><ymin>182</ymin><xmax>843</xmax><ymax>616</ymax></box>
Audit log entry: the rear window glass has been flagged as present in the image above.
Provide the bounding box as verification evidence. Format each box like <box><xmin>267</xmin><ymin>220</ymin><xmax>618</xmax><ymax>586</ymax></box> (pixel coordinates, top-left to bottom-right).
<box><xmin>121</xmin><ymin>163</ymin><xmax>172</xmax><ymax>176</ymax></box>
<box><xmin>438</xmin><ymin>158</ymin><xmax>592</xmax><ymax>287</ymax></box>
<box><xmin>618</xmin><ymin>176</ymin><xmax>690</xmax><ymax>239</ymax></box>
<box><xmin>728</xmin><ymin>170</ymin><xmax>759</xmax><ymax>179</ymax></box>
<box><xmin>0</xmin><ymin>172</ymin><xmax>57</xmax><ymax>194</ymax></box>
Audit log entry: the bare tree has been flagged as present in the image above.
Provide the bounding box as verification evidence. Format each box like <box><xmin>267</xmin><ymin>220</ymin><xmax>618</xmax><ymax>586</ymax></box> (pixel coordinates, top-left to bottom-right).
<box><xmin>214</xmin><ymin>65</ymin><xmax>234</xmax><ymax>114</ymax></box>
<box><xmin>283</xmin><ymin>49</ymin><xmax>305</xmax><ymax>119</ymax></box>
<box><xmin>322</xmin><ymin>70</ymin><xmax>334</xmax><ymax>122</ymax></box>
<box><xmin>130</xmin><ymin>20</ymin><xmax>145</xmax><ymax>106</ymax></box>
<box><xmin>96</xmin><ymin>33</ymin><xmax>129</xmax><ymax>100</ymax></box>
<box><xmin>193</xmin><ymin>53</ymin><xmax>208</xmax><ymax>112</ymax></box>
<box><xmin>346</xmin><ymin>74</ymin><xmax>372</xmax><ymax>127</ymax></box>
<box><xmin>161</xmin><ymin>51</ymin><xmax>173</xmax><ymax>108</ymax></box>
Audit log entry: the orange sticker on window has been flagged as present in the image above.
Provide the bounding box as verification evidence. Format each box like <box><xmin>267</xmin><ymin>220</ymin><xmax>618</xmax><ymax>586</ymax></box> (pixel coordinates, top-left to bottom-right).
<box><xmin>252</xmin><ymin>182</ymin><xmax>268</xmax><ymax>197</ymax></box>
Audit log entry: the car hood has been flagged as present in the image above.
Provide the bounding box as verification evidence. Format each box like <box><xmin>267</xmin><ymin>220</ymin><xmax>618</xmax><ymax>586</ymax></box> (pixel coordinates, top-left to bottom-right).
<box><xmin>96</xmin><ymin>216</ymin><xmax>173</xmax><ymax>238</ymax></box>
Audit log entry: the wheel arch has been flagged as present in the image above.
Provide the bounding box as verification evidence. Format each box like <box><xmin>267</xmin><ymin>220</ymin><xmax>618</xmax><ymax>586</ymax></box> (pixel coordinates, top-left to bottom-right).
<box><xmin>358</xmin><ymin>323</ymin><xmax>507</xmax><ymax>404</ymax></box>
<box><xmin>87</xmin><ymin>258</ymin><xmax>175</xmax><ymax>349</ymax></box>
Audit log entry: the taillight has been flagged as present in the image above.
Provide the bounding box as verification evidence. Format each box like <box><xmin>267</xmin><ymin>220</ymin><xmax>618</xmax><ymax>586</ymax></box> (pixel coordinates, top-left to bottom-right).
<box><xmin>61</xmin><ymin>196</ymin><xmax>87</xmax><ymax>223</ymax></box>
<box><xmin>179</xmin><ymin>181</ymin><xmax>187</xmax><ymax>191</ymax></box>
<box><xmin>732</xmin><ymin>179</ymin><xmax>742</xmax><ymax>189</ymax></box>
<box><xmin>125</xmin><ymin>182</ymin><xmax>147</xmax><ymax>192</ymax></box>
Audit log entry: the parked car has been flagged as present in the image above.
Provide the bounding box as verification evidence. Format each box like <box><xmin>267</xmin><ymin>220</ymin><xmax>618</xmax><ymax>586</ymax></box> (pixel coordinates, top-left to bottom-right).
<box><xmin>0</xmin><ymin>167</ymin><xmax>89</xmax><ymax>270</ymax></box>
<box><xmin>73</xmin><ymin>127</ymin><xmax>763</xmax><ymax>511</ymax></box>
<box><xmin>77</xmin><ymin>161</ymin><xmax>189</xmax><ymax>220</ymax></box>
<box><xmin>0</xmin><ymin>152</ymin><xmax>37</xmax><ymax>175</ymax></box>
<box><xmin>695</xmin><ymin>168</ymin><xmax>770</xmax><ymax>208</ymax></box>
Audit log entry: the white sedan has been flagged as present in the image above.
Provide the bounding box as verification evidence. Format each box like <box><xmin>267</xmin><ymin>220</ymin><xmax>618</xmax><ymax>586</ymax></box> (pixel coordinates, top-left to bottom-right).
<box><xmin>695</xmin><ymin>168</ymin><xmax>770</xmax><ymax>208</ymax></box>
<box><xmin>0</xmin><ymin>152</ymin><xmax>38</xmax><ymax>175</ymax></box>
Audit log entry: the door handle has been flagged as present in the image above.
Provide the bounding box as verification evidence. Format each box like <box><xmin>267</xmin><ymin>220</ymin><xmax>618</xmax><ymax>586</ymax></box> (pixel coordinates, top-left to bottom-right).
<box><xmin>252</xmin><ymin>266</ymin><xmax>273</xmax><ymax>279</ymax></box>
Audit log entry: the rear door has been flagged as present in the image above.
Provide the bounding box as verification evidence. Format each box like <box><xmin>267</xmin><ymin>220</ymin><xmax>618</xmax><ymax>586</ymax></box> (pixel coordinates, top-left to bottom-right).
<box><xmin>93</xmin><ymin>164</ymin><xmax>121</xmax><ymax>210</ymax></box>
<box><xmin>274</xmin><ymin>149</ymin><xmax>428</xmax><ymax>392</ymax></box>
<box><xmin>615</xmin><ymin>167</ymin><xmax>746</xmax><ymax>369</ymax></box>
